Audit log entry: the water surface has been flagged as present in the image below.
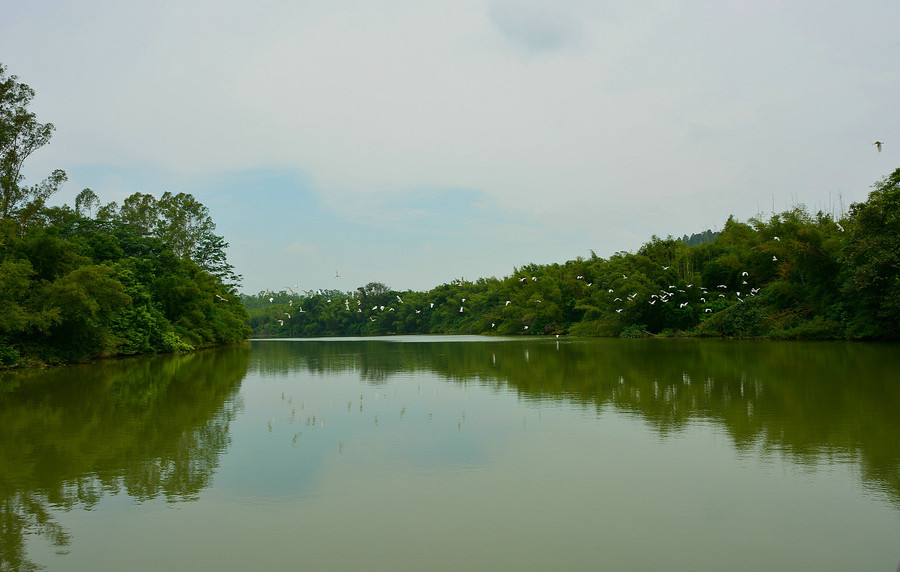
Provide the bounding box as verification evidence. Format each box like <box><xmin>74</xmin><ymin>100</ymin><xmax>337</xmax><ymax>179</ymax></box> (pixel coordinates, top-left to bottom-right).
<box><xmin>2</xmin><ymin>337</ymin><xmax>898</xmax><ymax>571</ymax></box>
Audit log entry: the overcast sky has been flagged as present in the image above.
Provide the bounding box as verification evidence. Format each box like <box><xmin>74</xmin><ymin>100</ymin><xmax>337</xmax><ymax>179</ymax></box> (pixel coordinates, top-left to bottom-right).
<box><xmin>3</xmin><ymin>0</ymin><xmax>898</xmax><ymax>294</ymax></box>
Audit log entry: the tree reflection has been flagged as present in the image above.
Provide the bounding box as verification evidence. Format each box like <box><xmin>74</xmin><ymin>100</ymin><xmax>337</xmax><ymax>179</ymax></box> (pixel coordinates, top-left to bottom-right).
<box><xmin>0</xmin><ymin>344</ymin><xmax>250</xmax><ymax>571</ymax></box>
<box><xmin>251</xmin><ymin>338</ymin><xmax>900</xmax><ymax>507</ymax></box>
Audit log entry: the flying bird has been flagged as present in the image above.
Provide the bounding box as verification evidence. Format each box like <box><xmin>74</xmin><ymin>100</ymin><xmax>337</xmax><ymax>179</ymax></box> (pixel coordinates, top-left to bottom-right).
<box><xmin>874</xmin><ymin>140</ymin><xmax>883</xmax><ymax>152</ymax></box>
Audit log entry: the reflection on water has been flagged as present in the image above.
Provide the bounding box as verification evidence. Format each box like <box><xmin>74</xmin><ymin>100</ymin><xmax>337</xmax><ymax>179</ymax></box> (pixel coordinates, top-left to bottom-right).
<box><xmin>2</xmin><ymin>337</ymin><xmax>899</xmax><ymax>570</ymax></box>
<box><xmin>250</xmin><ymin>337</ymin><xmax>900</xmax><ymax>505</ymax></box>
<box><xmin>0</xmin><ymin>344</ymin><xmax>251</xmax><ymax>571</ymax></box>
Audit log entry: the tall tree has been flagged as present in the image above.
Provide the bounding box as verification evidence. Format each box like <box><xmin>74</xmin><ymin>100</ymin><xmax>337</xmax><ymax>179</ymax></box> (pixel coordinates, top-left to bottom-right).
<box><xmin>0</xmin><ymin>62</ymin><xmax>67</xmax><ymax>221</ymax></box>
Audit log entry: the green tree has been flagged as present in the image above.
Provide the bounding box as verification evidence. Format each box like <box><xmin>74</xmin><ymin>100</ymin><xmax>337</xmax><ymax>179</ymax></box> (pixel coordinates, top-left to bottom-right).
<box><xmin>841</xmin><ymin>168</ymin><xmax>900</xmax><ymax>338</ymax></box>
<box><xmin>0</xmin><ymin>62</ymin><xmax>67</xmax><ymax>221</ymax></box>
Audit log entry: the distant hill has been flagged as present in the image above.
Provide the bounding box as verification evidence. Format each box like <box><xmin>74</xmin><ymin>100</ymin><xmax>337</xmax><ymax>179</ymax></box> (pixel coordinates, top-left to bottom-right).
<box><xmin>679</xmin><ymin>230</ymin><xmax>719</xmax><ymax>246</ymax></box>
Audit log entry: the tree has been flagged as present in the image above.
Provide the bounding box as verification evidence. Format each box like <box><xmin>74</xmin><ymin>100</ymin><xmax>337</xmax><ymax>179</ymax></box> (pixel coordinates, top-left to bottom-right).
<box><xmin>75</xmin><ymin>188</ymin><xmax>100</xmax><ymax>218</ymax></box>
<box><xmin>0</xmin><ymin>62</ymin><xmax>67</xmax><ymax>221</ymax></box>
<box><xmin>841</xmin><ymin>168</ymin><xmax>900</xmax><ymax>338</ymax></box>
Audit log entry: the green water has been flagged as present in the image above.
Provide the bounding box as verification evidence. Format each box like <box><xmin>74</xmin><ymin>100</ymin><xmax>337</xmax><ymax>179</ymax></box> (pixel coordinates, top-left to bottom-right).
<box><xmin>2</xmin><ymin>337</ymin><xmax>898</xmax><ymax>571</ymax></box>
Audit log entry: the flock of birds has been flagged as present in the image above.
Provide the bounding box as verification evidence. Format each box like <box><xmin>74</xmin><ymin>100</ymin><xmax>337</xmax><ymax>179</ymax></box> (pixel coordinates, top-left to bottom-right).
<box><xmin>254</xmin><ymin>233</ymin><xmax>792</xmax><ymax>331</ymax></box>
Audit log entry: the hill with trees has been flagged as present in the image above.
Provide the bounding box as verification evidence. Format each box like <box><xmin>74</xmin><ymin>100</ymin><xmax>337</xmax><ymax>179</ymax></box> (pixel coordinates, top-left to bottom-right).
<box><xmin>244</xmin><ymin>168</ymin><xmax>900</xmax><ymax>341</ymax></box>
<box><xmin>0</xmin><ymin>63</ymin><xmax>249</xmax><ymax>367</ymax></box>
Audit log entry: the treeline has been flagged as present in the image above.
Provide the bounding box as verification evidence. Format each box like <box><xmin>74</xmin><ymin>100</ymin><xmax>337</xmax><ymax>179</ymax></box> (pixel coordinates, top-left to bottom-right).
<box><xmin>0</xmin><ymin>63</ymin><xmax>249</xmax><ymax>367</ymax></box>
<box><xmin>245</xmin><ymin>168</ymin><xmax>900</xmax><ymax>341</ymax></box>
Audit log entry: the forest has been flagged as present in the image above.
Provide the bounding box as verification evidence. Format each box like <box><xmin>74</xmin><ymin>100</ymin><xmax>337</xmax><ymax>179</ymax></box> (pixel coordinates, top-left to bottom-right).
<box><xmin>243</xmin><ymin>168</ymin><xmax>900</xmax><ymax>341</ymax></box>
<box><xmin>0</xmin><ymin>63</ymin><xmax>249</xmax><ymax>367</ymax></box>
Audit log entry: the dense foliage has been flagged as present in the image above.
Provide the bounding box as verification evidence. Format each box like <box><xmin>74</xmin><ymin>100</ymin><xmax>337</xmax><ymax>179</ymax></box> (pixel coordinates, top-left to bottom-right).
<box><xmin>245</xmin><ymin>169</ymin><xmax>900</xmax><ymax>341</ymax></box>
<box><xmin>0</xmin><ymin>63</ymin><xmax>249</xmax><ymax>367</ymax></box>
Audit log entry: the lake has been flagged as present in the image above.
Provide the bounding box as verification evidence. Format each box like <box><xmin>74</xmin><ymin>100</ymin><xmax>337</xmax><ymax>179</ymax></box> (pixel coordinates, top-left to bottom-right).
<box><xmin>1</xmin><ymin>336</ymin><xmax>898</xmax><ymax>571</ymax></box>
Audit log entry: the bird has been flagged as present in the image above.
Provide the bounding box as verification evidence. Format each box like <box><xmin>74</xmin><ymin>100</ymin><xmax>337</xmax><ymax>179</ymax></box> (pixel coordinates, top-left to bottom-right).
<box><xmin>459</xmin><ymin>306</ymin><xmax>464</xmax><ymax>312</ymax></box>
<box><xmin>773</xmin><ymin>236</ymin><xmax>780</xmax><ymax>241</ymax></box>
<box><xmin>773</xmin><ymin>255</ymin><xmax>778</xmax><ymax>261</ymax></box>
<box><xmin>505</xmin><ymin>300</ymin><xmax>511</xmax><ymax>306</ymax></box>
<box><xmin>874</xmin><ymin>140</ymin><xmax>883</xmax><ymax>152</ymax></box>
<box><xmin>335</xmin><ymin>270</ymin><xmax>341</xmax><ymax>278</ymax></box>
<box><xmin>742</xmin><ymin>271</ymin><xmax>749</xmax><ymax>276</ymax></box>
<box><xmin>836</xmin><ymin>222</ymin><xmax>845</xmax><ymax>232</ymax></box>
<box><xmin>215</xmin><ymin>294</ymin><xmax>229</xmax><ymax>301</ymax></box>
<box><xmin>397</xmin><ymin>295</ymin><xmax>403</xmax><ymax>303</ymax></box>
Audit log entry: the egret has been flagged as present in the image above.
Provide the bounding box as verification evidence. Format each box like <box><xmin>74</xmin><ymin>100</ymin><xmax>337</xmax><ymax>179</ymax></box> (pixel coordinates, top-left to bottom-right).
<box><xmin>773</xmin><ymin>236</ymin><xmax>780</xmax><ymax>241</ymax></box>
<box><xmin>773</xmin><ymin>255</ymin><xmax>778</xmax><ymax>261</ymax></box>
<box><xmin>836</xmin><ymin>222</ymin><xmax>845</xmax><ymax>232</ymax></box>
<box><xmin>505</xmin><ymin>300</ymin><xmax>511</xmax><ymax>306</ymax></box>
<box><xmin>459</xmin><ymin>306</ymin><xmax>464</xmax><ymax>312</ymax></box>
<box><xmin>397</xmin><ymin>295</ymin><xmax>403</xmax><ymax>303</ymax></box>
<box><xmin>215</xmin><ymin>294</ymin><xmax>229</xmax><ymax>301</ymax></box>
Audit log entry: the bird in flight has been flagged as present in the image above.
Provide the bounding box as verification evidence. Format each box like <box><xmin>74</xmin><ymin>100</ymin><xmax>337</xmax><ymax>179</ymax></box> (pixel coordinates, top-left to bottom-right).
<box><xmin>874</xmin><ymin>141</ymin><xmax>883</xmax><ymax>152</ymax></box>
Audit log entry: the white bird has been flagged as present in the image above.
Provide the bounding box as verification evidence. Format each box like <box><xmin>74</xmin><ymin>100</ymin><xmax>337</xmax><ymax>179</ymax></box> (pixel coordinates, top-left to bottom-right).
<box><xmin>284</xmin><ymin>312</ymin><xmax>291</xmax><ymax>318</ymax></box>
<box><xmin>505</xmin><ymin>300</ymin><xmax>511</xmax><ymax>306</ymax></box>
<box><xmin>430</xmin><ymin>303</ymin><xmax>434</xmax><ymax>308</ymax></box>
<box><xmin>278</xmin><ymin>319</ymin><xmax>284</xmax><ymax>326</ymax></box>
<box><xmin>773</xmin><ymin>255</ymin><xmax>778</xmax><ymax>261</ymax></box>
<box><xmin>215</xmin><ymin>294</ymin><xmax>229</xmax><ymax>301</ymax></box>
<box><xmin>742</xmin><ymin>271</ymin><xmax>749</xmax><ymax>276</ymax></box>
<box><xmin>298</xmin><ymin>307</ymin><xmax>305</xmax><ymax>312</ymax></box>
<box><xmin>491</xmin><ymin>323</ymin><xmax>495</xmax><ymax>327</ymax></box>
<box><xmin>459</xmin><ymin>306</ymin><xmax>464</xmax><ymax>312</ymax></box>
<box><xmin>836</xmin><ymin>222</ymin><xmax>845</xmax><ymax>232</ymax></box>
<box><xmin>269</xmin><ymin>297</ymin><xmax>274</xmax><ymax>303</ymax></box>
<box><xmin>397</xmin><ymin>295</ymin><xmax>403</xmax><ymax>303</ymax></box>
<box><xmin>680</xmin><ymin>302</ymin><xmax>688</xmax><ymax>308</ymax></box>
<box><xmin>616</xmin><ymin>309</ymin><xmax>623</xmax><ymax>313</ymax></box>
<box><xmin>335</xmin><ymin>270</ymin><xmax>341</xmax><ymax>278</ymax></box>
<box><xmin>705</xmin><ymin>308</ymin><xmax>712</xmax><ymax>313</ymax></box>
<box><xmin>874</xmin><ymin>140</ymin><xmax>883</xmax><ymax>152</ymax></box>
<box><xmin>773</xmin><ymin>236</ymin><xmax>780</xmax><ymax>241</ymax></box>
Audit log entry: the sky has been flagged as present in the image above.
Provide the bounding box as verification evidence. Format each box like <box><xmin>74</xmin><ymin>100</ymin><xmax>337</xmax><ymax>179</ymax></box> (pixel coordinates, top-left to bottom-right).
<box><xmin>2</xmin><ymin>0</ymin><xmax>898</xmax><ymax>295</ymax></box>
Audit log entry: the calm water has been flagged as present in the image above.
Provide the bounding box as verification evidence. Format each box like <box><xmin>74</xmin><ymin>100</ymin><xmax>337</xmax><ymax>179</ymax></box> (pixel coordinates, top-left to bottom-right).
<box><xmin>1</xmin><ymin>337</ymin><xmax>899</xmax><ymax>571</ymax></box>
